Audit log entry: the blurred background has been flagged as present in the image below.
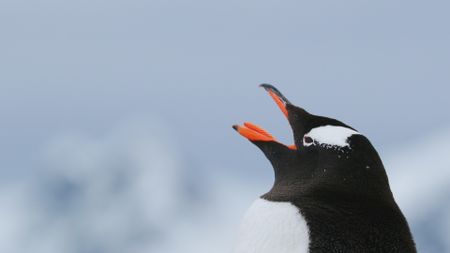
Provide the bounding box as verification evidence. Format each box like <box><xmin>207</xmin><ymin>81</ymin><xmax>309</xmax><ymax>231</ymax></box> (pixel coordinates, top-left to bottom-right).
<box><xmin>1</xmin><ymin>0</ymin><xmax>449</xmax><ymax>252</ymax></box>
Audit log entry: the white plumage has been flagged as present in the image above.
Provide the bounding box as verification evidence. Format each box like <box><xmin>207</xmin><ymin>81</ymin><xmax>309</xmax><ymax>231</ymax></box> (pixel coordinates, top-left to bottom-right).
<box><xmin>234</xmin><ymin>198</ymin><xmax>310</xmax><ymax>253</ymax></box>
<box><xmin>304</xmin><ymin>125</ymin><xmax>360</xmax><ymax>148</ymax></box>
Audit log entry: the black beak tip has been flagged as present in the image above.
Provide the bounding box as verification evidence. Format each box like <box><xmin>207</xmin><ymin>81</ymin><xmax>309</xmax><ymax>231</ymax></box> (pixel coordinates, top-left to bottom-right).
<box><xmin>259</xmin><ymin>83</ymin><xmax>276</xmax><ymax>91</ymax></box>
<box><xmin>232</xmin><ymin>125</ymin><xmax>239</xmax><ymax>131</ymax></box>
<box><xmin>258</xmin><ymin>83</ymin><xmax>292</xmax><ymax>105</ymax></box>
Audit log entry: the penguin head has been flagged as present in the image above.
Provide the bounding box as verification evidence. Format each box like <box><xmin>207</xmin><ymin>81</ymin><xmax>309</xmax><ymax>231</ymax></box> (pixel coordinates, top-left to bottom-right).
<box><xmin>233</xmin><ymin>84</ymin><xmax>393</xmax><ymax>201</ymax></box>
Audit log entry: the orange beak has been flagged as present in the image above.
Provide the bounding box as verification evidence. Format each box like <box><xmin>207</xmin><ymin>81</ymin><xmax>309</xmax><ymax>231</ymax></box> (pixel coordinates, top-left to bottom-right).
<box><xmin>260</xmin><ymin>84</ymin><xmax>290</xmax><ymax>118</ymax></box>
<box><xmin>233</xmin><ymin>84</ymin><xmax>296</xmax><ymax>150</ymax></box>
<box><xmin>233</xmin><ymin>122</ymin><xmax>275</xmax><ymax>142</ymax></box>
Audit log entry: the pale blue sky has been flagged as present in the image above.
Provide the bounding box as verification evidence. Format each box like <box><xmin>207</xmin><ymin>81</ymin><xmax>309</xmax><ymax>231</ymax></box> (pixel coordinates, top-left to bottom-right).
<box><xmin>1</xmin><ymin>0</ymin><xmax>449</xmax><ymax>178</ymax></box>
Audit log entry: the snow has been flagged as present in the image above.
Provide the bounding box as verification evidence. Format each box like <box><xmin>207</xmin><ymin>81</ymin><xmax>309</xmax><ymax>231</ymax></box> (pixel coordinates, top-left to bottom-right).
<box><xmin>0</xmin><ymin>119</ymin><xmax>449</xmax><ymax>253</ymax></box>
<box><xmin>386</xmin><ymin>129</ymin><xmax>450</xmax><ymax>252</ymax></box>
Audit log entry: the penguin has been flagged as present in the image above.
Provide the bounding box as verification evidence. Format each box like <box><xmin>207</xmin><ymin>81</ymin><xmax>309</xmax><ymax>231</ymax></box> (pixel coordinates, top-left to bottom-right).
<box><xmin>232</xmin><ymin>84</ymin><xmax>416</xmax><ymax>253</ymax></box>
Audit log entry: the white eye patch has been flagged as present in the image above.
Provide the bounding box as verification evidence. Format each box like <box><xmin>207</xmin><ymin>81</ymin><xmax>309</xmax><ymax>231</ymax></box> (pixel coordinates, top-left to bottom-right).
<box><xmin>303</xmin><ymin>125</ymin><xmax>360</xmax><ymax>148</ymax></box>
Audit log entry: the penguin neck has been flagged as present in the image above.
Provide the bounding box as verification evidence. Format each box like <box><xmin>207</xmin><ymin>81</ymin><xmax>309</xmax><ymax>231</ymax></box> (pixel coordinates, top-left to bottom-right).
<box><xmin>261</xmin><ymin>175</ymin><xmax>310</xmax><ymax>201</ymax></box>
<box><xmin>261</xmin><ymin>167</ymin><xmax>395</xmax><ymax>204</ymax></box>
<box><xmin>262</xmin><ymin>181</ymin><xmax>396</xmax><ymax>210</ymax></box>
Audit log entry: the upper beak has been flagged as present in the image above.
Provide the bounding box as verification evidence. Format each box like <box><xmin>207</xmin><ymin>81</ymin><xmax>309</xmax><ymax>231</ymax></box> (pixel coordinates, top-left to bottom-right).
<box><xmin>232</xmin><ymin>84</ymin><xmax>296</xmax><ymax>150</ymax></box>
<box><xmin>260</xmin><ymin>83</ymin><xmax>291</xmax><ymax>118</ymax></box>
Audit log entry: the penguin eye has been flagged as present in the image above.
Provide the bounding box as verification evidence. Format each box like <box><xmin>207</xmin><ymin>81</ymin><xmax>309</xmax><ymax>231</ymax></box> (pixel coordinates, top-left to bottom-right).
<box><xmin>303</xmin><ymin>136</ymin><xmax>314</xmax><ymax>146</ymax></box>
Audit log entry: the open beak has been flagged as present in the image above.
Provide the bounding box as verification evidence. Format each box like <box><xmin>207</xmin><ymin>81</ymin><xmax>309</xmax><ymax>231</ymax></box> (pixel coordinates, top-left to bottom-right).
<box><xmin>232</xmin><ymin>84</ymin><xmax>296</xmax><ymax>150</ymax></box>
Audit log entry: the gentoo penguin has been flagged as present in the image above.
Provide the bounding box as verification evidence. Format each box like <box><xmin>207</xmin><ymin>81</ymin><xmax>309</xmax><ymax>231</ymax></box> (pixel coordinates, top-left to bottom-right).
<box><xmin>232</xmin><ymin>84</ymin><xmax>416</xmax><ymax>253</ymax></box>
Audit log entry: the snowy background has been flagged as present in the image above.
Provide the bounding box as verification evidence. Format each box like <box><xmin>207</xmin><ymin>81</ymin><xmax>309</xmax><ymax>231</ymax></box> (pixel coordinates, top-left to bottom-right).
<box><xmin>1</xmin><ymin>0</ymin><xmax>449</xmax><ymax>252</ymax></box>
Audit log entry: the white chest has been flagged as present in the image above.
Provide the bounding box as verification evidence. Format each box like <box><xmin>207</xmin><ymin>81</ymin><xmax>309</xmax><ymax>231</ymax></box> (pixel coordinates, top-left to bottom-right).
<box><xmin>235</xmin><ymin>198</ymin><xmax>310</xmax><ymax>253</ymax></box>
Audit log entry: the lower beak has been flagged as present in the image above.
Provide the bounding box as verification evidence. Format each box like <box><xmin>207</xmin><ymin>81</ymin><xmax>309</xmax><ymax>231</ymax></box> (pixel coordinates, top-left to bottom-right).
<box><xmin>233</xmin><ymin>122</ymin><xmax>275</xmax><ymax>142</ymax></box>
